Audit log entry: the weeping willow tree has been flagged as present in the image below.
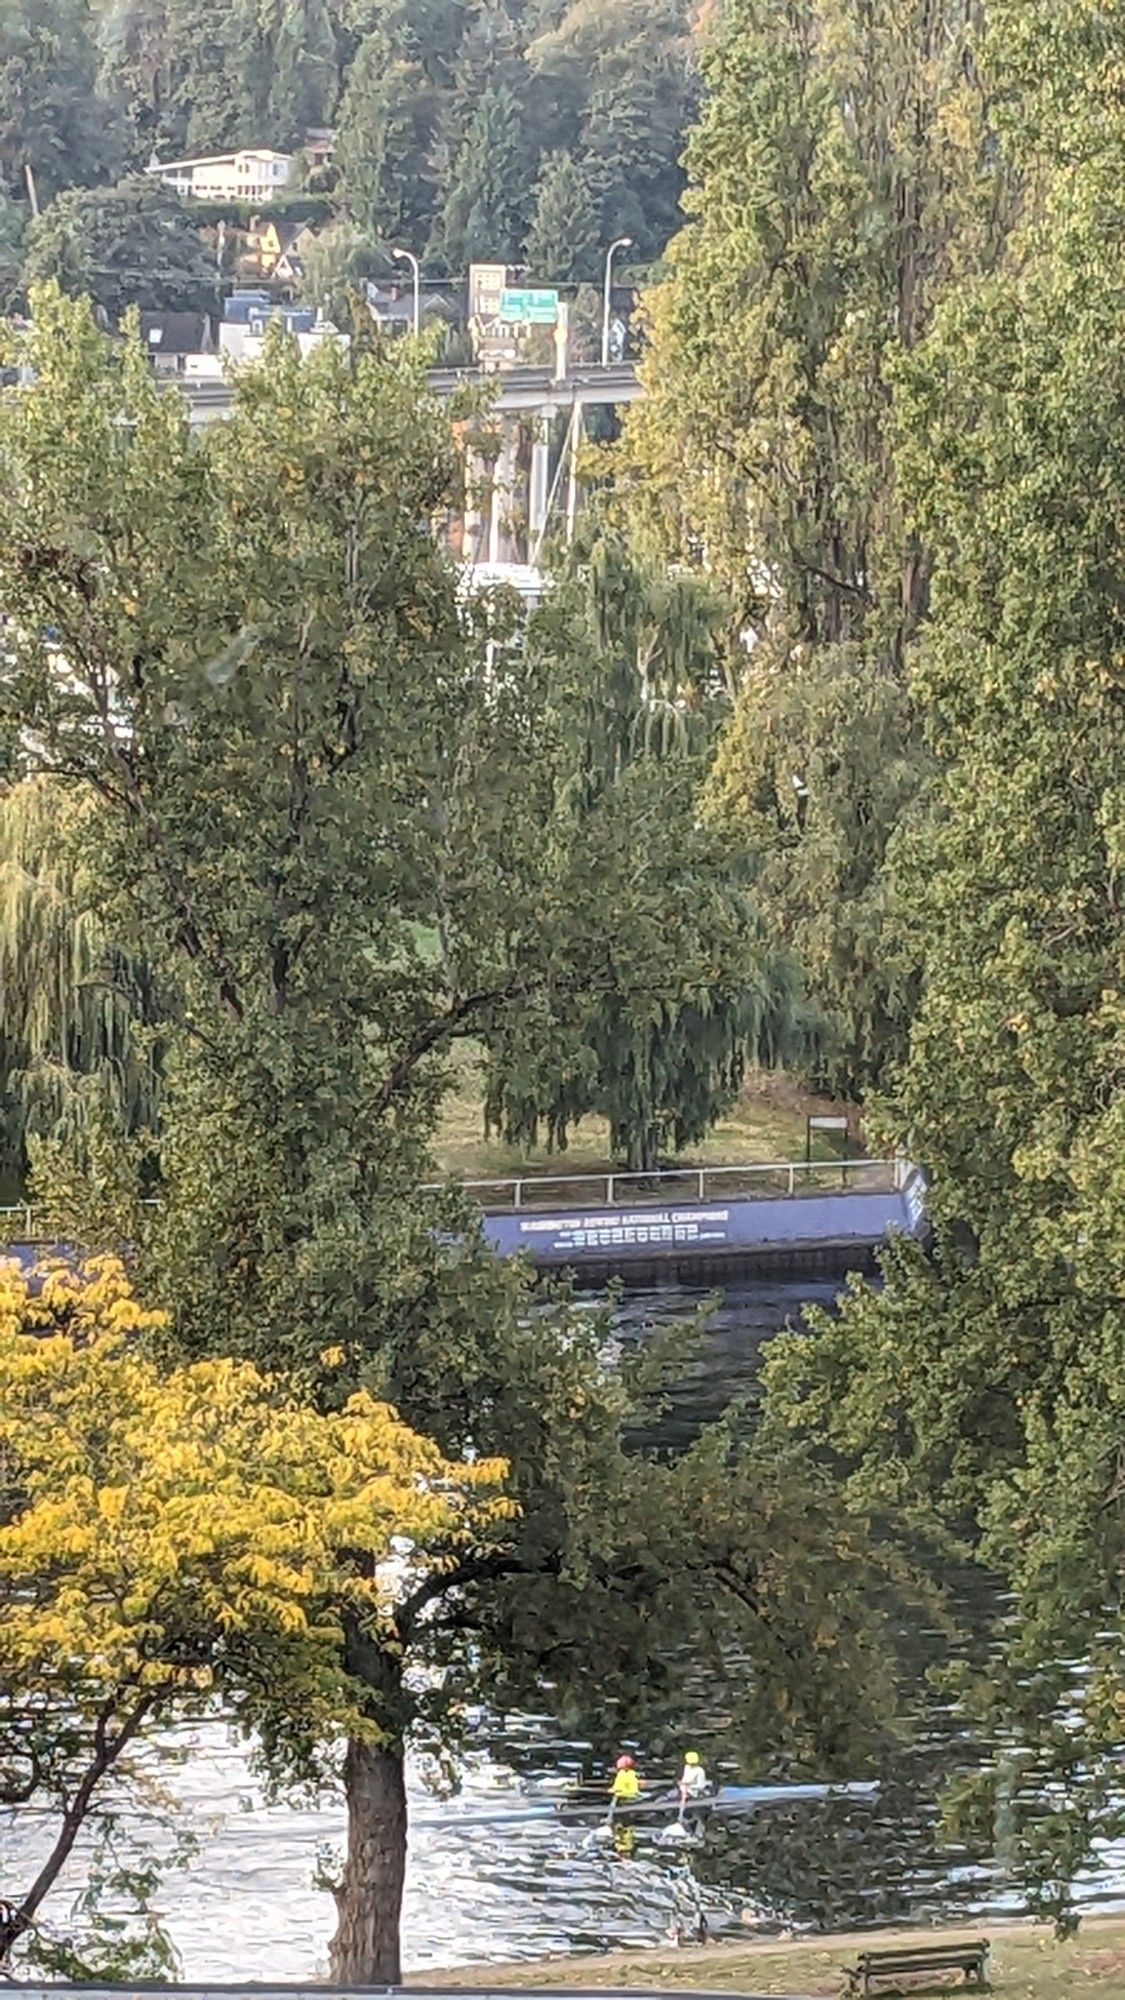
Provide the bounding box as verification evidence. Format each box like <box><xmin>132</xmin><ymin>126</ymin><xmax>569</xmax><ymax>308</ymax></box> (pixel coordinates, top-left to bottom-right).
<box><xmin>0</xmin><ymin>779</ymin><xmax>162</xmax><ymax>1189</ymax></box>
<box><xmin>482</xmin><ymin>531</ymin><xmax>819</xmax><ymax>1170</ymax></box>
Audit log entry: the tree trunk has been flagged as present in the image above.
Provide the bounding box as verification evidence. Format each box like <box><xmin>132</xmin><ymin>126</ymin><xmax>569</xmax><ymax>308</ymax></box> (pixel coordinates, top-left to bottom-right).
<box><xmin>329</xmin><ymin>1636</ymin><xmax>408</xmax><ymax>1985</ymax></box>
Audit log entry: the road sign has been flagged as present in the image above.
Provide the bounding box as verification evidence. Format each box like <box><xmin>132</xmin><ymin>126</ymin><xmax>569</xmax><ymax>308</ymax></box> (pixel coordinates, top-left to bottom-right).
<box><xmin>499</xmin><ymin>286</ymin><xmax>559</xmax><ymax>324</ymax></box>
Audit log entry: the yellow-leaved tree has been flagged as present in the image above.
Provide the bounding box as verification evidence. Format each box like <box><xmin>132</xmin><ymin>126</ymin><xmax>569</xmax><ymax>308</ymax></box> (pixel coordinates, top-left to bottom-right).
<box><xmin>0</xmin><ymin>1256</ymin><xmax>511</xmax><ymax>1974</ymax></box>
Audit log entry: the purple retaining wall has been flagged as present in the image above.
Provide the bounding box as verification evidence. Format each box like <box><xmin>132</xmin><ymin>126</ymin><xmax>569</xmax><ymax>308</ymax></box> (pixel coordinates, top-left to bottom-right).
<box><xmin>482</xmin><ymin>1174</ymin><xmax>927</xmax><ymax>1270</ymax></box>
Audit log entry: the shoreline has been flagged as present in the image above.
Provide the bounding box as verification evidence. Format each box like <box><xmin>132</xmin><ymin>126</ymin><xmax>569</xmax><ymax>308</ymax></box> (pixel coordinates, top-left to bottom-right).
<box><xmin>414</xmin><ymin>1912</ymin><xmax>1125</xmax><ymax>1996</ymax></box>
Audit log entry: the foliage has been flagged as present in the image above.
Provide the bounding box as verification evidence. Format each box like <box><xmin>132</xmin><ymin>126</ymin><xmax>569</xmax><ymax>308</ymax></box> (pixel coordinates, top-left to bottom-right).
<box><xmin>23</xmin><ymin>176</ymin><xmax>218</xmax><ymax>322</ymax></box>
<box><xmin>0</xmin><ymin>1253</ymin><xmax>509</xmax><ymax>1970</ymax></box>
<box><xmin>0</xmin><ymin>0</ymin><xmax>121</xmax><ymax>207</ymax></box>
<box><xmin>0</xmin><ymin>0</ymin><xmax>696</xmax><ymax>281</ymax></box>
<box><xmin>0</xmin><ymin>779</ymin><xmax>162</xmax><ymax>1186</ymax></box>
<box><xmin>335</xmin><ymin>0</ymin><xmax>462</xmax><ymax>248</ymax></box>
<box><xmin>435</xmin><ymin>80</ymin><xmax>526</xmax><ymax>271</ymax></box>
<box><xmin>706</xmin><ymin>652</ymin><xmax>929</xmax><ymax>1095</ymax></box>
<box><xmin>97</xmin><ymin>0</ymin><xmax>340</xmax><ymax>161</ymax></box>
<box><xmin>525</xmin><ymin>0</ymin><xmax>696</xmax><ymax>258</ymax></box>
<box><xmin>621</xmin><ymin>0</ymin><xmax>1015</xmax><ymax>1094</ymax></box>
<box><xmin>482</xmin><ymin>531</ymin><xmax>820</xmax><ymax>1167</ymax></box>
<box><xmin>0</xmin><ymin>185</ymin><xmax>25</xmax><ymax>307</ymax></box>
<box><xmin>760</xmin><ymin>0</ymin><xmax>1125</xmax><ymax>1922</ymax></box>
<box><xmin>523</xmin><ymin>148</ymin><xmax>598</xmax><ymax>284</ymax></box>
<box><xmin>0</xmin><ymin>288</ymin><xmax>904</xmax><ymax>1977</ymax></box>
<box><xmin>295</xmin><ymin>215</ymin><xmax>388</xmax><ymax>320</ymax></box>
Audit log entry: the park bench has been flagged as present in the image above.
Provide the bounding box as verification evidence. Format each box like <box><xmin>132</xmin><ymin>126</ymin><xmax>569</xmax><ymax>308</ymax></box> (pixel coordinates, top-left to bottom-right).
<box><xmin>844</xmin><ymin>1937</ymin><xmax>990</xmax><ymax>1994</ymax></box>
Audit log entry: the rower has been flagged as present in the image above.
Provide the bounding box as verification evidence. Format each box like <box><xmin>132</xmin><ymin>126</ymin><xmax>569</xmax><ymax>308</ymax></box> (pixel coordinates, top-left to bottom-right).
<box><xmin>678</xmin><ymin>1749</ymin><xmax>710</xmax><ymax>1829</ymax></box>
<box><xmin>608</xmin><ymin>1753</ymin><xmax>640</xmax><ymax>1821</ymax></box>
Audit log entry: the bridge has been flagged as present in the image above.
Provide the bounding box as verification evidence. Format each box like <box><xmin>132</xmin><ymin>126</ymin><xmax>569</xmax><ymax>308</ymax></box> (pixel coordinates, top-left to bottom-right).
<box><xmin>176</xmin><ymin>361</ymin><xmax>642</xmax><ymax>564</ymax></box>
<box><xmin>177</xmin><ymin>361</ymin><xmax>643</xmax><ymax>430</ymax></box>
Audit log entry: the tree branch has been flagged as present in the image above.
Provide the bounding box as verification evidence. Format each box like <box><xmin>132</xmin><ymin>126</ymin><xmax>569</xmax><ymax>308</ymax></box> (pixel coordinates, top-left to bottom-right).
<box><xmin>0</xmin><ymin>1689</ymin><xmax>158</xmax><ymax>1964</ymax></box>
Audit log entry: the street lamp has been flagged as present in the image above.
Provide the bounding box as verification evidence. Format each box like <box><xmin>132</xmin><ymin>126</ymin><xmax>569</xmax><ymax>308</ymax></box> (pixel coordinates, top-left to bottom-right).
<box><xmin>390</xmin><ymin>245</ymin><xmax>420</xmax><ymax>339</ymax></box>
<box><xmin>601</xmin><ymin>236</ymin><xmax>632</xmax><ymax>366</ymax></box>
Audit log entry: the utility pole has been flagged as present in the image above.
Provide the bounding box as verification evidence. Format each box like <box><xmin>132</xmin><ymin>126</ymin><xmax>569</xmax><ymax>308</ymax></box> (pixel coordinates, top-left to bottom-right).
<box><xmin>601</xmin><ymin>236</ymin><xmax>632</xmax><ymax>366</ymax></box>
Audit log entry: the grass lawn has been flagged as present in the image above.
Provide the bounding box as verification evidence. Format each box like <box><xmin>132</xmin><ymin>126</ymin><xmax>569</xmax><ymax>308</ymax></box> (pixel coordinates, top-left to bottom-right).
<box><xmin>431</xmin><ymin>1046</ymin><xmax>858</xmax><ymax>1184</ymax></box>
<box><xmin>418</xmin><ymin>1915</ymin><xmax>1125</xmax><ymax>1997</ymax></box>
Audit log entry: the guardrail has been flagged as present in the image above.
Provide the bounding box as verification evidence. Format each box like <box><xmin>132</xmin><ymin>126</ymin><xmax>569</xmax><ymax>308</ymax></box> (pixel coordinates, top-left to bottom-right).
<box><xmin>0</xmin><ymin>1158</ymin><xmax>907</xmax><ymax>1238</ymax></box>
<box><xmin>423</xmin><ymin>1157</ymin><xmax>906</xmax><ymax>1214</ymax></box>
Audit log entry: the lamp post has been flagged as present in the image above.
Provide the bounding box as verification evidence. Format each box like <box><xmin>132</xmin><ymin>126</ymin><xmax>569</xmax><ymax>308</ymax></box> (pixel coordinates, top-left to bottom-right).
<box><xmin>390</xmin><ymin>245</ymin><xmax>420</xmax><ymax>338</ymax></box>
<box><xmin>601</xmin><ymin>236</ymin><xmax>632</xmax><ymax>366</ymax></box>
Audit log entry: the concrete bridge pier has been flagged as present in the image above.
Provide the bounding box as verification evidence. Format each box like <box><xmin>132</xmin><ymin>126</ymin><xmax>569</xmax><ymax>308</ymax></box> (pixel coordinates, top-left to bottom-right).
<box><xmin>528</xmin><ymin>411</ymin><xmax>552</xmax><ymax>552</ymax></box>
<box><xmin>487</xmin><ymin>424</ymin><xmax>520</xmax><ymax>566</ymax></box>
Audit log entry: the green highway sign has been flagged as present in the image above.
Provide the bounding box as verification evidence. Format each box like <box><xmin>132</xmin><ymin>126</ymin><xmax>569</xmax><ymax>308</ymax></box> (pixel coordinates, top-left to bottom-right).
<box><xmin>499</xmin><ymin>286</ymin><xmax>559</xmax><ymax>324</ymax></box>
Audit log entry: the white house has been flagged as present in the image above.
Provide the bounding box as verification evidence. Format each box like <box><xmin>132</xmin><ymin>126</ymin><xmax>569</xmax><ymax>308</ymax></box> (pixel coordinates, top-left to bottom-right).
<box><xmin>148</xmin><ymin>149</ymin><xmax>293</xmax><ymax>203</ymax></box>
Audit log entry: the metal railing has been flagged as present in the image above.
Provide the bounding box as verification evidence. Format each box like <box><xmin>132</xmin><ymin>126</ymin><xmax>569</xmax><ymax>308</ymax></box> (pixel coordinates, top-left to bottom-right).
<box><xmin>1</xmin><ymin>1158</ymin><xmax>910</xmax><ymax>1237</ymax></box>
<box><xmin>0</xmin><ymin>1203</ymin><xmax>37</xmax><ymax>1238</ymax></box>
<box><xmin>423</xmin><ymin>1157</ymin><xmax>907</xmax><ymax>1214</ymax></box>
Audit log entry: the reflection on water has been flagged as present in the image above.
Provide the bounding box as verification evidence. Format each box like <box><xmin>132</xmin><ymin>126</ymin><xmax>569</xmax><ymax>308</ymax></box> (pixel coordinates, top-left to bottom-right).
<box><xmin>6</xmin><ymin>1280</ymin><xmax>1125</xmax><ymax>1975</ymax></box>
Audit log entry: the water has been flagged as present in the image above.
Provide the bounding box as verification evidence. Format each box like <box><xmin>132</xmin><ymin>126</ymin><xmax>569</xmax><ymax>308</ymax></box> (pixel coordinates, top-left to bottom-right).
<box><xmin>5</xmin><ymin>1279</ymin><xmax>1125</xmax><ymax>1976</ymax></box>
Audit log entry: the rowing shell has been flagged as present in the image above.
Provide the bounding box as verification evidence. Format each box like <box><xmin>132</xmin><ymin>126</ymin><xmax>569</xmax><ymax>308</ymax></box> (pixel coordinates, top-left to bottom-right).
<box><xmin>413</xmin><ymin>1780</ymin><xmax>879</xmax><ymax>1831</ymax></box>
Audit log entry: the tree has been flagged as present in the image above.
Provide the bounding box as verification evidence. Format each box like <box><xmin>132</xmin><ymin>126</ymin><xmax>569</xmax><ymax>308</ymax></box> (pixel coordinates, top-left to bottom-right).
<box><xmin>620</xmin><ymin>0</ymin><xmax>1015</xmax><ymax>1092</ymax></box>
<box><xmin>335</xmin><ymin>0</ymin><xmax>470</xmax><ymax>248</ymax></box>
<box><xmin>336</xmin><ymin>35</ymin><xmax>443</xmax><ymax>245</ymax></box>
<box><xmin>97</xmin><ymin>0</ymin><xmax>259</xmax><ymax>159</ymax></box>
<box><xmin>482</xmin><ymin>531</ymin><xmax>819</xmax><ymax>1167</ymax></box>
<box><xmin>265</xmin><ymin>0</ymin><xmax>340</xmax><ymax>147</ymax></box>
<box><xmin>22</xmin><ymin>177</ymin><xmax>217</xmax><ymax>322</ymax></box>
<box><xmin>525</xmin><ymin>0</ymin><xmax>695</xmax><ymax>258</ymax></box>
<box><xmin>435</xmin><ymin>80</ymin><xmax>526</xmax><ymax>269</ymax></box>
<box><xmin>295</xmin><ymin>214</ymin><xmax>388</xmax><ymax>320</ymax></box>
<box><xmin>523</xmin><ymin>147</ymin><xmax>597</xmax><ymax>282</ymax></box>
<box><xmin>0</xmin><ymin>289</ymin><xmax>906</xmax><ymax>1978</ymax></box>
<box><xmin>0</xmin><ymin>780</ymin><xmax>162</xmax><ymax>1187</ymax></box>
<box><xmin>0</xmin><ymin>0</ymin><xmax>121</xmax><ymax>207</ymax></box>
<box><xmin>759</xmin><ymin>0</ymin><xmax>1125</xmax><ymax>1922</ymax></box>
<box><xmin>0</xmin><ymin>185</ymin><xmax>24</xmax><ymax>307</ymax></box>
<box><xmin>705</xmin><ymin>652</ymin><xmax>929</xmax><ymax>1095</ymax></box>
<box><xmin>0</xmin><ymin>1253</ymin><xmax>509</xmax><ymax>1972</ymax></box>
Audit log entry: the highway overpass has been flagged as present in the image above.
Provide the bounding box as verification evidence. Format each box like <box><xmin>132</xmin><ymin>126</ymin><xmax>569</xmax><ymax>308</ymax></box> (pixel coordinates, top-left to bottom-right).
<box><xmin>177</xmin><ymin>361</ymin><xmax>643</xmax><ymax>428</ymax></box>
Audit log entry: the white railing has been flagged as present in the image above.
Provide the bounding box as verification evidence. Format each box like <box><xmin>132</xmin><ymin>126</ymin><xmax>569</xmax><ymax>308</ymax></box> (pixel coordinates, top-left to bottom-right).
<box><xmin>422</xmin><ymin>1156</ymin><xmax>907</xmax><ymax>1214</ymax></box>
<box><xmin>1</xmin><ymin>1158</ymin><xmax>910</xmax><ymax>1236</ymax></box>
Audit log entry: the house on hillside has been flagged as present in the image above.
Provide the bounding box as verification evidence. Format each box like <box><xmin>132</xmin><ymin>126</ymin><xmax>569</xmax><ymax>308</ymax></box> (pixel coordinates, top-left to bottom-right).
<box><xmin>148</xmin><ymin>149</ymin><xmax>293</xmax><ymax>204</ymax></box>
<box><xmin>138</xmin><ymin>311</ymin><xmax>215</xmax><ymax>376</ymax></box>
<box><xmin>366</xmin><ymin>282</ymin><xmax>453</xmax><ymax>335</ymax></box>
<box><xmin>239</xmin><ymin>217</ymin><xmax>316</xmax><ymax>283</ymax></box>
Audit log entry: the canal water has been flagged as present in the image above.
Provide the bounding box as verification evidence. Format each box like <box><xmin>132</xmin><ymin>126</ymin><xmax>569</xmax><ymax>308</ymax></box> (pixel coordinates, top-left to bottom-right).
<box><xmin>4</xmin><ymin>1279</ymin><xmax>1124</xmax><ymax>1976</ymax></box>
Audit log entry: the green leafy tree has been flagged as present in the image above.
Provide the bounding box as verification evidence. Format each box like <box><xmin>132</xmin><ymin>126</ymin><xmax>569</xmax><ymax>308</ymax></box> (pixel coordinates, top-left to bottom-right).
<box><xmin>22</xmin><ymin>176</ymin><xmax>217</xmax><ymax>321</ymax></box>
<box><xmin>265</xmin><ymin>0</ymin><xmax>340</xmax><ymax>146</ymax></box>
<box><xmin>0</xmin><ymin>184</ymin><xmax>24</xmax><ymax>306</ymax></box>
<box><xmin>0</xmin><ymin>0</ymin><xmax>121</xmax><ymax>205</ymax></box>
<box><xmin>336</xmin><ymin>34</ymin><xmax>442</xmax><ymax>244</ymax></box>
<box><xmin>0</xmin><ymin>780</ymin><xmax>161</xmax><ymax>1187</ymax></box>
<box><xmin>760</xmin><ymin>0</ymin><xmax>1125</xmax><ymax>1922</ymax></box>
<box><xmin>483</xmin><ymin>532</ymin><xmax>818</xmax><ymax>1167</ymax></box>
<box><xmin>523</xmin><ymin>147</ymin><xmax>597</xmax><ymax>282</ymax></box>
<box><xmin>97</xmin><ymin>0</ymin><xmax>258</xmax><ymax>158</ymax></box>
<box><xmin>526</xmin><ymin>0</ymin><xmax>695</xmax><ymax>257</ymax></box>
<box><xmin>622</xmin><ymin>0</ymin><xmax>1014</xmax><ymax>1093</ymax></box>
<box><xmin>435</xmin><ymin>79</ymin><xmax>526</xmax><ymax>268</ymax></box>
<box><xmin>295</xmin><ymin>214</ymin><xmax>387</xmax><ymax>319</ymax></box>
<box><xmin>0</xmin><ymin>289</ymin><xmax>906</xmax><ymax>1979</ymax></box>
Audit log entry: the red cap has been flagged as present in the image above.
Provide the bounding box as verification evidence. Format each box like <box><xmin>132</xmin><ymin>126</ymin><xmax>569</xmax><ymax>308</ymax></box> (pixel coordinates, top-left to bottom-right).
<box><xmin>615</xmin><ymin>1754</ymin><xmax>634</xmax><ymax>1770</ymax></box>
